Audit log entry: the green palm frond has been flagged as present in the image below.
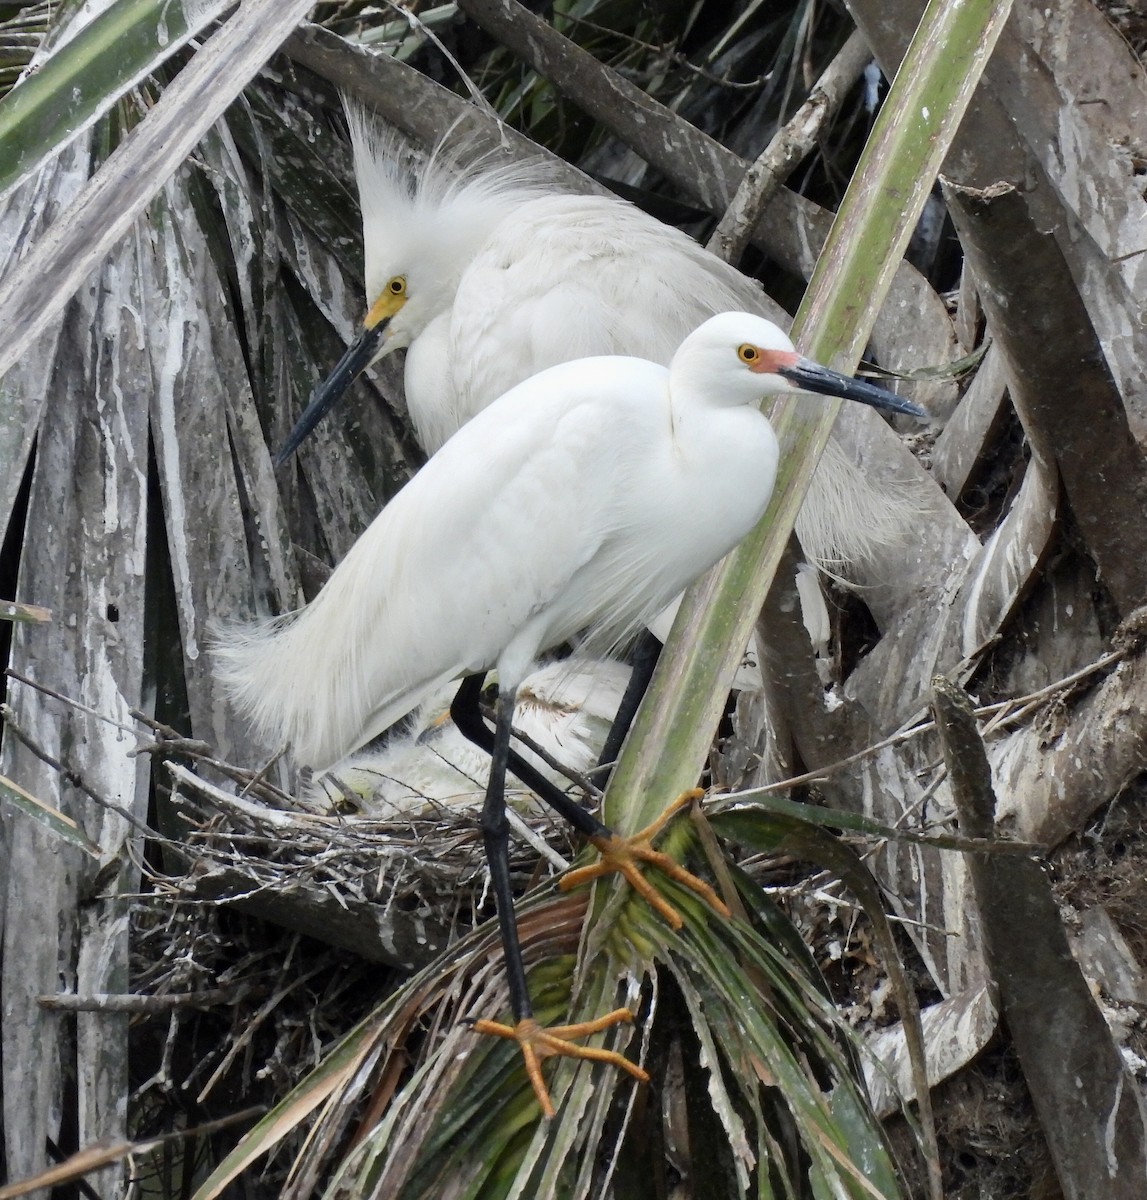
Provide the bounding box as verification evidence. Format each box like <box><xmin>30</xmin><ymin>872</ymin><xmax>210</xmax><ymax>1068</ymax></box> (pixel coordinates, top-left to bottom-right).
<box><xmin>605</xmin><ymin>0</ymin><xmax>1014</xmax><ymax>839</ymax></box>
<box><xmin>193</xmin><ymin>853</ymin><xmax>910</xmax><ymax>1199</ymax></box>
<box><xmin>0</xmin><ymin>0</ymin><xmax>233</xmax><ymax>201</ymax></box>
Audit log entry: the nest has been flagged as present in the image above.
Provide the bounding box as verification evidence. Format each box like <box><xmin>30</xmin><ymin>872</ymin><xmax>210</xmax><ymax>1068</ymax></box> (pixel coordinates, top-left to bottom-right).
<box><xmin>155</xmin><ymin>760</ymin><xmax>580</xmax><ymax>968</ymax></box>
<box><xmin>126</xmin><ymin>743</ymin><xmax>582</xmax><ymax>1181</ymax></box>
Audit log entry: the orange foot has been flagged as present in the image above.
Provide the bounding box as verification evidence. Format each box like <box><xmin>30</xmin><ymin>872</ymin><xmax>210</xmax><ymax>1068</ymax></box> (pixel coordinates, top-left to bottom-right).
<box><xmin>472</xmin><ymin>1010</ymin><xmax>649</xmax><ymax>1119</ymax></box>
<box><xmin>558</xmin><ymin>788</ymin><xmax>731</xmax><ymax>928</ymax></box>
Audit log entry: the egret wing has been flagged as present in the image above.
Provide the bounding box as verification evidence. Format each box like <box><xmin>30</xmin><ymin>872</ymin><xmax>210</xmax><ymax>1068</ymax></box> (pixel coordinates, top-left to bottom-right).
<box><xmin>216</xmin><ymin>356</ymin><xmax>665</xmax><ymax>768</ymax></box>
<box><xmin>412</xmin><ymin>194</ymin><xmax>786</xmax><ymax>447</ymax></box>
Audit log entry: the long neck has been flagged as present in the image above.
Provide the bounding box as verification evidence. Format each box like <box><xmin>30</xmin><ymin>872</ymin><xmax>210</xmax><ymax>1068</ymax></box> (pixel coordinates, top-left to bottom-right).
<box><xmin>666</xmin><ymin>376</ymin><xmax>779</xmax><ymax>515</ymax></box>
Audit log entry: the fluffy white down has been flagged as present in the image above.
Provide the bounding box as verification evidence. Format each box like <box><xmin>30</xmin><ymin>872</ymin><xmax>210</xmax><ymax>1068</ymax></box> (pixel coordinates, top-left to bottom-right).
<box><xmin>347</xmin><ymin>118</ymin><xmax>914</xmax><ymax>573</ymax></box>
<box><xmin>307</xmin><ymin>659</ymin><xmax>632</xmax><ymax>817</ymax></box>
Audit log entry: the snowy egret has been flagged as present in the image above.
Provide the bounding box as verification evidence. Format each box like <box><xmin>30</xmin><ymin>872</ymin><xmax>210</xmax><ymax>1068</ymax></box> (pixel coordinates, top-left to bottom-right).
<box><xmin>275</xmin><ymin>115</ymin><xmax>913</xmax><ymax>576</ymax></box>
<box><xmin>223</xmin><ymin>312</ymin><xmax>924</xmax><ymax>1116</ymax></box>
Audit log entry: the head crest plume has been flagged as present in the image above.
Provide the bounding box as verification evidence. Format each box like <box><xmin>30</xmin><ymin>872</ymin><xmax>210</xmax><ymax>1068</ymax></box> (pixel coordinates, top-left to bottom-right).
<box><xmin>343</xmin><ymin>105</ymin><xmax>564</xmax><ymax>267</ymax></box>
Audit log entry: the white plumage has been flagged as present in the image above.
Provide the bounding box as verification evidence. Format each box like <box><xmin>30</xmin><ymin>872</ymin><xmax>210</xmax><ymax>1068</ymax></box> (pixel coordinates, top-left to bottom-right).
<box><xmin>225</xmin><ymin>315</ymin><xmax>780</xmax><ymax>766</ymax></box>
<box><xmin>336</xmin><ymin>115</ymin><xmax>912</xmax><ymax>572</ymax></box>
<box><xmin>223</xmin><ymin>312</ymin><xmax>919</xmax><ymax>770</ymax></box>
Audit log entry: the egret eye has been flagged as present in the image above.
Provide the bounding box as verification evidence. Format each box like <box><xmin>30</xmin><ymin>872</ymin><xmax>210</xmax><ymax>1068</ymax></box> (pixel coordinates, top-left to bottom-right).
<box><xmin>737</xmin><ymin>343</ymin><xmax>760</xmax><ymax>364</ymax></box>
<box><xmin>388</xmin><ymin>276</ymin><xmax>406</xmax><ymax>296</ymax></box>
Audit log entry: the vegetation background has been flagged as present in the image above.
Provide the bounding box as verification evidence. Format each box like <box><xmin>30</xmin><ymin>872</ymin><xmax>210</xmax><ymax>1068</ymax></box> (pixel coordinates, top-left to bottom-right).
<box><xmin>1</xmin><ymin>0</ymin><xmax>1146</xmax><ymax>1196</ymax></box>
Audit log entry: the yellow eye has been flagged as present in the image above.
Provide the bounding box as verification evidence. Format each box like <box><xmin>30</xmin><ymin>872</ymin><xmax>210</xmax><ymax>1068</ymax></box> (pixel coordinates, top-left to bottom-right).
<box><xmin>365</xmin><ymin>276</ymin><xmax>408</xmax><ymax>327</ymax></box>
<box><xmin>737</xmin><ymin>343</ymin><xmax>759</xmax><ymax>364</ymax></box>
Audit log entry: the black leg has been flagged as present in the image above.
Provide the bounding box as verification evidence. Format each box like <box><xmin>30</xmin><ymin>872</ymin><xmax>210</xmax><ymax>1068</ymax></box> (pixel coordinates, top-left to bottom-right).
<box><xmin>594</xmin><ymin>629</ymin><xmax>662</xmax><ymax>777</ymax></box>
<box><xmin>481</xmin><ymin>684</ymin><xmax>532</xmax><ymax>1022</ymax></box>
<box><xmin>457</xmin><ymin>671</ymin><xmax>725</xmax><ymax>1119</ymax></box>
<box><xmin>461</xmin><ymin>671</ymin><xmax>654</xmax><ymax>1120</ymax></box>
<box><xmin>451</xmin><ymin>674</ymin><xmax>609</xmax><ymax>840</ymax></box>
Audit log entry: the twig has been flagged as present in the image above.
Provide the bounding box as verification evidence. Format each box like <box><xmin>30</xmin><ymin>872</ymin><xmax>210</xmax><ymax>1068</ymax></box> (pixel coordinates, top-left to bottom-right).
<box><xmin>506</xmin><ymin>809</ymin><xmax>570</xmax><ymax>871</ymax></box>
<box><xmin>0</xmin><ymin>1108</ymin><xmax>264</xmax><ymax>1200</ymax></box>
<box><xmin>384</xmin><ymin>0</ymin><xmax>502</xmax><ymax>125</ymax></box>
<box><xmin>37</xmin><ymin>989</ymin><xmax>235</xmax><ymax>1013</ymax></box>
<box><xmin>131</xmin><ymin>708</ymin><xmax>297</xmax><ymax>808</ymax></box>
<box><xmin>1</xmin><ymin>599</ymin><xmax>51</xmax><ymax>624</ymax></box>
<box><xmin>558</xmin><ymin>13</ymin><xmax>770</xmax><ymax>92</ymax></box>
<box><xmin>724</xmin><ymin>641</ymin><xmax>1130</xmax><ymax>800</ymax></box>
<box><xmin>238</xmin><ymin>742</ymin><xmax>290</xmax><ymax>800</ymax></box>
<box><xmin>5</xmin><ymin>667</ymin><xmax>298</xmax><ymax>808</ymax></box>
<box><xmin>168</xmin><ymin>762</ymin><xmax>299</xmax><ymax>829</ymax></box>
<box><xmin>0</xmin><ymin>703</ymin><xmax>153</xmax><ymax>839</ymax></box>
<box><xmin>707</xmin><ymin>30</ymin><xmax>871</xmax><ymax>264</ymax></box>
<box><xmin>196</xmin><ymin>960</ymin><xmax>328</xmax><ymax>1103</ymax></box>
<box><xmin>452</xmin><ymin>0</ymin><xmax>753</xmax><ymax>220</ymax></box>
<box><xmin>5</xmin><ymin>667</ymin><xmax>137</xmax><ymax>736</ymax></box>
<box><xmin>977</xmin><ymin>646</ymin><xmax>1125</xmax><ymax>735</ymax></box>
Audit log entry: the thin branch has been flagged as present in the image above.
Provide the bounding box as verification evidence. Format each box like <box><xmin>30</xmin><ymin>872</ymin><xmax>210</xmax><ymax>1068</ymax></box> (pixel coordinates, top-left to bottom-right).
<box><xmin>558</xmin><ymin>13</ymin><xmax>770</xmax><ymax>91</ymax></box>
<box><xmin>0</xmin><ymin>1108</ymin><xmax>264</xmax><ymax>1200</ymax></box>
<box><xmin>707</xmin><ymin>30</ymin><xmax>871</xmax><ymax>263</ymax></box>
<box><xmin>5</xmin><ymin>667</ymin><xmax>137</xmax><ymax>736</ymax></box>
<box><xmin>5</xmin><ymin>666</ymin><xmax>296</xmax><ymax>809</ymax></box>
<box><xmin>0</xmin><ymin>702</ymin><xmax>152</xmax><ymax>839</ymax></box>
<box><xmin>37</xmin><ymin>990</ymin><xmax>235</xmax><ymax>1013</ymax></box>
<box><xmin>383</xmin><ymin>0</ymin><xmax>501</xmax><ymax>123</ymax></box>
<box><xmin>724</xmin><ymin>642</ymin><xmax>1129</xmax><ymax>799</ymax></box>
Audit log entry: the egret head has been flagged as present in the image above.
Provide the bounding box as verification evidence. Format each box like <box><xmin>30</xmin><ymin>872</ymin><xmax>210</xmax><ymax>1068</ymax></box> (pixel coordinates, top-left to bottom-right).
<box><xmin>357</xmin><ymin>188</ymin><xmax>502</xmax><ymax>356</ymax></box>
<box><xmin>672</xmin><ymin>312</ymin><xmax>926</xmax><ymax>419</ymax></box>
<box><xmin>274</xmin><ymin>113</ymin><xmax>555</xmax><ymax>467</ymax></box>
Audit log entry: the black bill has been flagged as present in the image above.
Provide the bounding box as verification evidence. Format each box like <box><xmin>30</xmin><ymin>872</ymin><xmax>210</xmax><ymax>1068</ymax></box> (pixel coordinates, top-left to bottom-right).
<box><xmin>778</xmin><ymin>358</ymin><xmax>927</xmax><ymax>419</ymax></box>
<box><xmin>274</xmin><ymin>320</ymin><xmax>389</xmax><ymax>468</ymax></box>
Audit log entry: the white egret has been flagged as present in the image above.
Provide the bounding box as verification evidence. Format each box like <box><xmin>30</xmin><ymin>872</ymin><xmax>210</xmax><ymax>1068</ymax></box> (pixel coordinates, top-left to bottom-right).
<box><xmin>276</xmin><ymin>119</ymin><xmax>912</xmax><ymax>763</ymax></box>
<box><xmin>219</xmin><ymin>312</ymin><xmax>924</xmax><ymax>1116</ymax></box>
<box><xmin>276</xmin><ymin>114</ymin><xmax>912</xmax><ymax>576</ymax></box>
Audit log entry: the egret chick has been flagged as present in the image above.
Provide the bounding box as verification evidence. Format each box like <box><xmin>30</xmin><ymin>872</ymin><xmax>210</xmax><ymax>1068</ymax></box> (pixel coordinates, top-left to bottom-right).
<box><xmin>311</xmin><ymin>659</ymin><xmax>631</xmax><ymax>817</ymax></box>
<box><xmin>222</xmin><ymin>312</ymin><xmax>924</xmax><ymax>1116</ymax></box>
